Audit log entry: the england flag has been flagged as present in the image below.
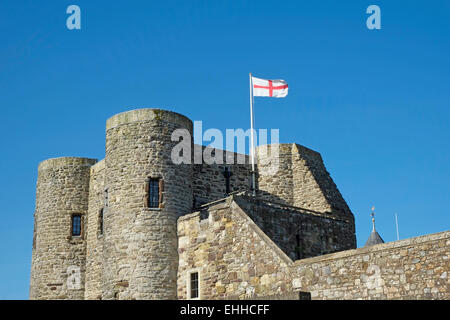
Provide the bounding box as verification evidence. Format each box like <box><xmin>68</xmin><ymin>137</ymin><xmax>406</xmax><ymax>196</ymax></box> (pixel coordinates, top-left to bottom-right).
<box><xmin>252</xmin><ymin>76</ymin><xmax>288</xmax><ymax>98</ymax></box>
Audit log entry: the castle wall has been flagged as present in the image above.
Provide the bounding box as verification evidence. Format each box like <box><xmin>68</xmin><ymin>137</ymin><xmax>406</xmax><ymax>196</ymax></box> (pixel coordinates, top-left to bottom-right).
<box><xmin>30</xmin><ymin>157</ymin><xmax>96</xmax><ymax>300</ymax></box>
<box><xmin>234</xmin><ymin>195</ymin><xmax>356</xmax><ymax>260</ymax></box>
<box><xmin>177</xmin><ymin>198</ymin><xmax>293</xmax><ymax>300</ymax></box>
<box><xmin>84</xmin><ymin>160</ymin><xmax>105</xmax><ymax>300</ymax></box>
<box><xmin>256</xmin><ymin>144</ymin><xmax>352</xmax><ymax>219</ymax></box>
<box><xmin>291</xmin><ymin>144</ymin><xmax>351</xmax><ymax>218</ymax></box>
<box><xmin>102</xmin><ymin>109</ymin><xmax>193</xmax><ymax>299</ymax></box>
<box><xmin>256</xmin><ymin>144</ymin><xmax>294</xmax><ymax>205</ymax></box>
<box><xmin>31</xmin><ymin>108</ymin><xmax>395</xmax><ymax>301</ymax></box>
<box><xmin>192</xmin><ymin>147</ymin><xmax>252</xmax><ymax>206</ymax></box>
<box><xmin>292</xmin><ymin>231</ymin><xmax>450</xmax><ymax>300</ymax></box>
<box><xmin>177</xmin><ymin>196</ymin><xmax>448</xmax><ymax>300</ymax></box>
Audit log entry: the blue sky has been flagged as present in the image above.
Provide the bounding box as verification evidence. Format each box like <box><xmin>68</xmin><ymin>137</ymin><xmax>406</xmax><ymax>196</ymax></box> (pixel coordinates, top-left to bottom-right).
<box><xmin>0</xmin><ymin>0</ymin><xmax>449</xmax><ymax>299</ymax></box>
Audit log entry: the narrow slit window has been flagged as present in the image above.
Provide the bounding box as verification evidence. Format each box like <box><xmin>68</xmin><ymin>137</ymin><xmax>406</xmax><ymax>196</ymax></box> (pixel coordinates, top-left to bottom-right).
<box><xmin>104</xmin><ymin>189</ymin><xmax>109</xmax><ymax>208</ymax></box>
<box><xmin>190</xmin><ymin>272</ymin><xmax>199</xmax><ymax>299</ymax></box>
<box><xmin>72</xmin><ymin>214</ymin><xmax>82</xmax><ymax>237</ymax></box>
<box><xmin>99</xmin><ymin>209</ymin><xmax>104</xmax><ymax>235</ymax></box>
<box><xmin>148</xmin><ymin>179</ymin><xmax>160</xmax><ymax>208</ymax></box>
<box><xmin>295</xmin><ymin>234</ymin><xmax>302</xmax><ymax>260</ymax></box>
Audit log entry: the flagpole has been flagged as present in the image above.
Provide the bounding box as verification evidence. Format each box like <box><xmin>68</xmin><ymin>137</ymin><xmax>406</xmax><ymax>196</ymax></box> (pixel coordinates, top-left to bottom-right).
<box><xmin>249</xmin><ymin>73</ymin><xmax>256</xmax><ymax>196</ymax></box>
<box><xmin>395</xmin><ymin>213</ymin><xmax>399</xmax><ymax>240</ymax></box>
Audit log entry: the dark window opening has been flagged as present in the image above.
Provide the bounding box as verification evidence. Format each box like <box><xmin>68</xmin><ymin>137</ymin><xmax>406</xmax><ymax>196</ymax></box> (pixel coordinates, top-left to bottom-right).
<box><xmin>222</xmin><ymin>167</ymin><xmax>233</xmax><ymax>195</ymax></box>
<box><xmin>148</xmin><ymin>178</ymin><xmax>160</xmax><ymax>208</ymax></box>
<box><xmin>99</xmin><ymin>208</ymin><xmax>104</xmax><ymax>235</ymax></box>
<box><xmin>295</xmin><ymin>234</ymin><xmax>302</xmax><ymax>260</ymax></box>
<box><xmin>190</xmin><ymin>272</ymin><xmax>199</xmax><ymax>299</ymax></box>
<box><xmin>71</xmin><ymin>214</ymin><xmax>82</xmax><ymax>237</ymax></box>
<box><xmin>298</xmin><ymin>291</ymin><xmax>311</xmax><ymax>300</ymax></box>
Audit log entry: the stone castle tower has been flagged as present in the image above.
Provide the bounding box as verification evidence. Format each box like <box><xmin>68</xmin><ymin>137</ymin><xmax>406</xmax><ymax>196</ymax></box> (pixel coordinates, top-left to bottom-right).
<box><xmin>30</xmin><ymin>108</ymin><xmax>362</xmax><ymax>300</ymax></box>
<box><xmin>30</xmin><ymin>157</ymin><xmax>96</xmax><ymax>299</ymax></box>
<box><xmin>102</xmin><ymin>109</ymin><xmax>193</xmax><ymax>299</ymax></box>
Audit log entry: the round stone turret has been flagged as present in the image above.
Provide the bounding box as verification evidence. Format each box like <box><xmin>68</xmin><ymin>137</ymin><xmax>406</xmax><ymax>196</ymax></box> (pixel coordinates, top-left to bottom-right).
<box><xmin>30</xmin><ymin>157</ymin><xmax>97</xmax><ymax>299</ymax></box>
<box><xmin>256</xmin><ymin>143</ymin><xmax>295</xmax><ymax>205</ymax></box>
<box><xmin>102</xmin><ymin>108</ymin><xmax>193</xmax><ymax>299</ymax></box>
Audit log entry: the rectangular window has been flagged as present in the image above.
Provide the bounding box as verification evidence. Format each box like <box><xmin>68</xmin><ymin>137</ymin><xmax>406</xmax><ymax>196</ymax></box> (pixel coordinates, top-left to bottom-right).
<box><xmin>295</xmin><ymin>234</ymin><xmax>302</xmax><ymax>260</ymax></box>
<box><xmin>72</xmin><ymin>214</ymin><xmax>82</xmax><ymax>237</ymax></box>
<box><xmin>298</xmin><ymin>291</ymin><xmax>312</xmax><ymax>300</ymax></box>
<box><xmin>99</xmin><ymin>208</ymin><xmax>104</xmax><ymax>235</ymax></box>
<box><xmin>190</xmin><ymin>272</ymin><xmax>199</xmax><ymax>299</ymax></box>
<box><xmin>148</xmin><ymin>179</ymin><xmax>159</xmax><ymax>208</ymax></box>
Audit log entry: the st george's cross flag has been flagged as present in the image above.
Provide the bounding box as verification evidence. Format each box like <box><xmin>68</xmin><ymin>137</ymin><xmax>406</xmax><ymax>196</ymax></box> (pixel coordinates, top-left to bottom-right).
<box><xmin>252</xmin><ymin>76</ymin><xmax>288</xmax><ymax>98</ymax></box>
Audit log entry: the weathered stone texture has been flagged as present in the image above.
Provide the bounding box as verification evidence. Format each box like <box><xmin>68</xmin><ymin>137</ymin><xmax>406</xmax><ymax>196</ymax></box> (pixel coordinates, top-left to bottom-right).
<box><xmin>256</xmin><ymin>144</ymin><xmax>294</xmax><ymax>205</ymax></box>
<box><xmin>102</xmin><ymin>109</ymin><xmax>193</xmax><ymax>300</ymax></box>
<box><xmin>234</xmin><ymin>195</ymin><xmax>356</xmax><ymax>260</ymax></box>
<box><xmin>30</xmin><ymin>157</ymin><xmax>97</xmax><ymax>300</ymax></box>
<box><xmin>177</xmin><ymin>197</ymin><xmax>293</xmax><ymax>300</ymax></box>
<box><xmin>292</xmin><ymin>231</ymin><xmax>450</xmax><ymax>300</ymax></box>
<box><xmin>256</xmin><ymin>144</ymin><xmax>352</xmax><ymax>219</ymax></box>
<box><xmin>31</xmin><ymin>107</ymin><xmax>447</xmax><ymax>301</ymax></box>
<box><xmin>84</xmin><ymin>160</ymin><xmax>105</xmax><ymax>300</ymax></box>
<box><xmin>193</xmin><ymin>146</ymin><xmax>252</xmax><ymax>206</ymax></box>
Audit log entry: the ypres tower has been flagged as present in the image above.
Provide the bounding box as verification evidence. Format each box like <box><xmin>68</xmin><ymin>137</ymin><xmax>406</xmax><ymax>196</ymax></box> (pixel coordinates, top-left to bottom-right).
<box><xmin>30</xmin><ymin>108</ymin><xmax>448</xmax><ymax>300</ymax></box>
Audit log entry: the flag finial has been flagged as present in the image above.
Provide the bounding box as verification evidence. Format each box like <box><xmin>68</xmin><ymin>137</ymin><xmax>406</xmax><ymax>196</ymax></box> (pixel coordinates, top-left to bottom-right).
<box><xmin>371</xmin><ymin>206</ymin><xmax>376</xmax><ymax>232</ymax></box>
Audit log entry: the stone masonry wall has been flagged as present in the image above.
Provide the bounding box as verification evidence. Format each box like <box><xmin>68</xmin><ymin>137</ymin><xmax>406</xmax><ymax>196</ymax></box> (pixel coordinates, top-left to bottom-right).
<box><xmin>102</xmin><ymin>109</ymin><xmax>193</xmax><ymax>299</ymax></box>
<box><xmin>234</xmin><ymin>195</ymin><xmax>356</xmax><ymax>260</ymax></box>
<box><xmin>256</xmin><ymin>144</ymin><xmax>294</xmax><ymax>206</ymax></box>
<box><xmin>292</xmin><ymin>231</ymin><xmax>450</xmax><ymax>300</ymax></box>
<box><xmin>291</xmin><ymin>144</ymin><xmax>351</xmax><ymax>219</ymax></box>
<box><xmin>30</xmin><ymin>157</ymin><xmax>96</xmax><ymax>300</ymax></box>
<box><xmin>38</xmin><ymin>108</ymin><xmax>444</xmax><ymax>301</ymax></box>
<box><xmin>84</xmin><ymin>160</ymin><xmax>105</xmax><ymax>300</ymax></box>
<box><xmin>256</xmin><ymin>143</ymin><xmax>352</xmax><ymax>220</ymax></box>
<box><xmin>193</xmin><ymin>146</ymin><xmax>252</xmax><ymax>207</ymax></box>
<box><xmin>177</xmin><ymin>197</ymin><xmax>293</xmax><ymax>299</ymax></box>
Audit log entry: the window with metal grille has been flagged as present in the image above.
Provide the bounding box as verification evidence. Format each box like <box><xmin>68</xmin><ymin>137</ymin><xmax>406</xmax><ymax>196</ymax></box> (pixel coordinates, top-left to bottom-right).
<box><xmin>148</xmin><ymin>179</ymin><xmax>159</xmax><ymax>208</ymax></box>
<box><xmin>190</xmin><ymin>272</ymin><xmax>199</xmax><ymax>299</ymax></box>
<box><xmin>72</xmin><ymin>214</ymin><xmax>81</xmax><ymax>237</ymax></box>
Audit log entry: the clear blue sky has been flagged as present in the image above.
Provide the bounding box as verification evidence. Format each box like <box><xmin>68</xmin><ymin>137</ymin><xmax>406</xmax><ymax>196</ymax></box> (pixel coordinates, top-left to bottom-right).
<box><xmin>0</xmin><ymin>0</ymin><xmax>449</xmax><ymax>299</ymax></box>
